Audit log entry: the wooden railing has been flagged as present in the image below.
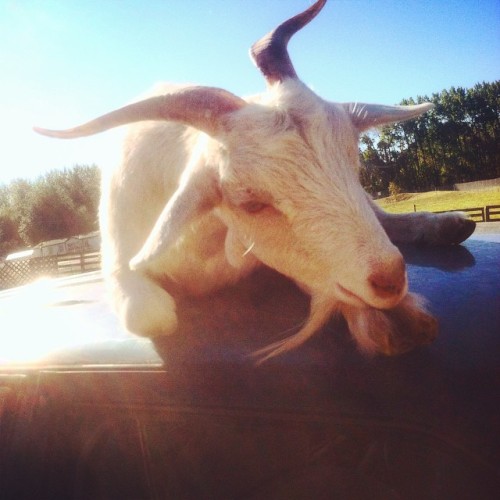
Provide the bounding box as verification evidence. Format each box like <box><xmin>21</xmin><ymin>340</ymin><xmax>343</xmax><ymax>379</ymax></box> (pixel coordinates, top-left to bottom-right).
<box><xmin>485</xmin><ymin>205</ymin><xmax>500</xmax><ymax>222</ymax></box>
<box><xmin>434</xmin><ymin>205</ymin><xmax>500</xmax><ymax>223</ymax></box>
<box><xmin>0</xmin><ymin>252</ymin><xmax>101</xmax><ymax>290</ymax></box>
<box><xmin>57</xmin><ymin>252</ymin><xmax>101</xmax><ymax>277</ymax></box>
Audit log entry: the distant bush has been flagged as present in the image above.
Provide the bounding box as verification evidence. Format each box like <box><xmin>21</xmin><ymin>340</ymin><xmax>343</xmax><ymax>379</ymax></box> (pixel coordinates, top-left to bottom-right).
<box><xmin>388</xmin><ymin>182</ymin><xmax>403</xmax><ymax>200</ymax></box>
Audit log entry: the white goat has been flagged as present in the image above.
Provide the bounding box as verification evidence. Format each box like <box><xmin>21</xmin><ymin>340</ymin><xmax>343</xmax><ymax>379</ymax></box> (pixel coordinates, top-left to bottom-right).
<box><xmin>35</xmin><ymin>0</ymin><xmax>475</xmax><ymax>359</ymax></box>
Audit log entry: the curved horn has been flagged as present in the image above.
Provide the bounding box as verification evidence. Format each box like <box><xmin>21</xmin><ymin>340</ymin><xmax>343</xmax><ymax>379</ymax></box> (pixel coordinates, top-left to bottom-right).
<box><xmin>250</xmin><ymin>0</ymin><xmax>327</xmax><ymax>84</ymax></box>
<box><xmin>34</xmin><ymin>86</ymin><xmax>246</xmax><ymax>139</ymax></box>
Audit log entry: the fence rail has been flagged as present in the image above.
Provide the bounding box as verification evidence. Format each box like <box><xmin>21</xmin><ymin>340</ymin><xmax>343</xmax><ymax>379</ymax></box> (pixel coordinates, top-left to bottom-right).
<box><xmin>434</xmin><ymin>204</ymin><xmax>500</xmax><ymax>223</ymax></box>
<box><xmin>57</xmin><ymin>252</ymin><xmax>101</xmax><ymax>276</ymax></box>
<box><xmin>434</xmin><ymin>207</ymin><xmax>485</xmax><ymax>222</ymax></box>
<box><xmin>485</xmin><ymin>205</ymin><xmax>500</xmax><ymax>222</ymax></box>
<box><xmin>0</xmin><ymin>252</ymin><xmax>101</xmax><ymax>290</ymax></box>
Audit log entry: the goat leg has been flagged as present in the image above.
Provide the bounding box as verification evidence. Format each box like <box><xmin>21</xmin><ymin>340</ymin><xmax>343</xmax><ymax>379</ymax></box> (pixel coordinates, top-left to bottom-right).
<box><xmin>369</xmin><ymin>197</ymin><xmax>476</xmax><ymax>245</ymax></box>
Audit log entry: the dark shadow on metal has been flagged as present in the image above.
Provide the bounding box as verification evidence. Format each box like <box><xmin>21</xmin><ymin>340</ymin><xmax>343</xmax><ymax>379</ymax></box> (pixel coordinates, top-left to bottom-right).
<box><xmin>398</xmin><ymin>242</ymin><xmax>475</xmax><ymax>271</ymax></box>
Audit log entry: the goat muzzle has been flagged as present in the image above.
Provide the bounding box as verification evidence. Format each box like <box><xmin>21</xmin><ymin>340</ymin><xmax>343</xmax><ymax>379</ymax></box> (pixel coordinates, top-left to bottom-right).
<box><xmin>367</xmin><ymin>254</ymin><xmax>407</xmax><ymax>308</ymax></box>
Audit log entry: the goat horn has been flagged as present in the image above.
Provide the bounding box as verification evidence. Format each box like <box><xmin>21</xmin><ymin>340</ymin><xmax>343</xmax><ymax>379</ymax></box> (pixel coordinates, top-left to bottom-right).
<box><xmin>250</xmin><ymin>0</ymin><xmax>327</xmax><ymax>84</ymax></box>
<box><xmin>34</xmin><ymin>86</ymin><xmax>246</xmax><ymax>139</ymax></box>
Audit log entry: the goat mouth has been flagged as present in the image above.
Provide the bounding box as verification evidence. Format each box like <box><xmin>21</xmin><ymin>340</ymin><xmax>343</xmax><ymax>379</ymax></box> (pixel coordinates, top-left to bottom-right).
<box><xmin>335</xmin><ymin>284</ymin><xmax>368</xmax><ymax>308</ymax></box>
<box><xmin>336</xmin><ymin>283</ymin><xmax>406</xmax><ymax>310</ymax></box>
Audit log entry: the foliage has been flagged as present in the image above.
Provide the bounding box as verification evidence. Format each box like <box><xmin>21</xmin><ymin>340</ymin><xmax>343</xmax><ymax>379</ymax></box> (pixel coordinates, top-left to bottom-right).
<box><xmin>0</xmin><ymin>165</ymin><xmax>100</xmax><ymax>257</ymax></box>
<box><xmin>360</xmin><ymin>81</ymin><xmax>500</xmax><ymax>195</ymax></box>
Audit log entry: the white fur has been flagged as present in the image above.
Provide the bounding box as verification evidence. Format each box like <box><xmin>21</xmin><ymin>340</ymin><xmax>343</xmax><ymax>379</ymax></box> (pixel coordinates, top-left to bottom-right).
<box><xmin>99</xmin><ymin>80</ymin><xmax>443</xmax><ymax>356</ymax></box>
<box><xmin>38</xmin><ymin>3</ymin><xmax>475</xmax><ymax>358</ymax></box>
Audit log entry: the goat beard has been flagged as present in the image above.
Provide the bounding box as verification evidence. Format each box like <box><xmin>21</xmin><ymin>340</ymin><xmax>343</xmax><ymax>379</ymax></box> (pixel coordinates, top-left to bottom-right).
<box><xmin>341</xmin><ymin>293</ymin><xmax>438</xmax><ymax>356</ymax></box>
<box><xmin>253</xmin><ymin>294</ymin><xmax>337</xmax><ymax>363</ymax></box>
<box><xmin>253</xmin><ymin>292</ymin><xmax>438</xmax><ymax>363</ymax></box>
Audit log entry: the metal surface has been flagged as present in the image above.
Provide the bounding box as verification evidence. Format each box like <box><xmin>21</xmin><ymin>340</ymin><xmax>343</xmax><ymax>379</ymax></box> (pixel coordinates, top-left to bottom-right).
<box><xmin>0</xmin><ymin>271</ymin><xmax>162</xmax><ymax>368</ymax></box>
<box><xmin>0</xmin><ymin>235</ymin><xmax>499</xmax><ymax>498</ymax></box>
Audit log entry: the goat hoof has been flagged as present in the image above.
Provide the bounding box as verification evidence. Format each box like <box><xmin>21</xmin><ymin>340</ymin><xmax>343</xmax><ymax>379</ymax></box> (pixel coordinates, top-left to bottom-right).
<box><xmin>438</xmin><ymin>214</ymin><xmax>476</xmax><ymax>245</ymax></box>
<box><xmin>119</xmin><ymin>287</ymin><xmax>178</xmax><ymax>337</ymax></box>
<box><xmin>435</xmin><ymin>213</ymin><xmax>476</xmax><ymax>245</ymax></box>
<box><xmin>373</xmin><ymin>307</ymin><xmax>438</xmax><ymax>356</ymax></box>
<box><xmin>376</xmin><ymin>316</ymin><xmax>438</xmax><ymax>356</ymax></box>
<box><xmin>342</xmin><ymin>293</ymin><xmax>438</xmax><ymax>357</ymax></box>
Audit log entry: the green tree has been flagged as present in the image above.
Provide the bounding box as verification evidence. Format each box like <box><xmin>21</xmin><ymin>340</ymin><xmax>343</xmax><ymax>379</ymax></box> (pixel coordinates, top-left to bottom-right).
<box><xmin>0</xmin><ymin>165</ymin><xmax>101</xmax><ymax>251</ymax></box>
<box><xmin>360</xmin><ymin>81</ymin><xmax>500</xmax><ymax>194</ymax></box>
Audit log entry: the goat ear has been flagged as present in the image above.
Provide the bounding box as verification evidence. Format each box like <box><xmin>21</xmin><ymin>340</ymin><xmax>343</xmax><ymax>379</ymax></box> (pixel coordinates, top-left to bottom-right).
<box><xmin>130</xmin><ymin>168</ymin><xmax>221</xmax><ymax>271</ymax></box>
<box><xmin>343</xmin><ymin>102</ymin><xmax>433</xmax><ymax>132</ymax></box>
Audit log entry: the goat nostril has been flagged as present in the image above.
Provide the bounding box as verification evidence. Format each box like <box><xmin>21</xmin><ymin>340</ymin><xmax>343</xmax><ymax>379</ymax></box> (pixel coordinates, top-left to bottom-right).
<box><xmin>368</xmin><ymin>253</ymin><xmax>406</xmax><ymax>300</ymax></box>
<box><xmin>369</xmin><ymin>273</ymin><xmax>404</xmax><ymax>297</ymax></box>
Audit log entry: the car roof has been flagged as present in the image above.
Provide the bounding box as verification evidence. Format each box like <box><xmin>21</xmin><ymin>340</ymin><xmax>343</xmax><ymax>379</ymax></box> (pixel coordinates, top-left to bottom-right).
<box><xmin>1</xmin><ymin>235</ymin><xmax>499</xmax><ymax>482</ymax></box>
<box><xmin>0</xmin><ymin>271</ymin><xmax>162</xmax><ymax>369</ymax></box>
<box><xmin>1</xmin><ymin>235</ymin><xmax>498</xmax><ymax>371</ymax></box>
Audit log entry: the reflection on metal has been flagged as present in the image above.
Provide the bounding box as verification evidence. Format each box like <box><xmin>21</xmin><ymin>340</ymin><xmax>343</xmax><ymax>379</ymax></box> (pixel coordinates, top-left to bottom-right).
<box><xmin>0</xmin><ymin>273</ymin><xmax>161</xmax><ymax>367</ymax></box>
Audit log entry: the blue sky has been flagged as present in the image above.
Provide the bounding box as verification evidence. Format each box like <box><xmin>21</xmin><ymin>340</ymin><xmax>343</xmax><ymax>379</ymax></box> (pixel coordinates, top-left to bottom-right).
<box><xmin>1</xmin><ymin>0</ymin><xmax>499</xmax><ymax>184</ymax></box>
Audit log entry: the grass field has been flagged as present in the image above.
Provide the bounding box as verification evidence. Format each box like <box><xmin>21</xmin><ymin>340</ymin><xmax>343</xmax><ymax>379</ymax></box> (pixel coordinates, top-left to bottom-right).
<box><xmin>376</xmin><ymin>187</ymin><xmax>500</xmax><ymax>214</ymax></box>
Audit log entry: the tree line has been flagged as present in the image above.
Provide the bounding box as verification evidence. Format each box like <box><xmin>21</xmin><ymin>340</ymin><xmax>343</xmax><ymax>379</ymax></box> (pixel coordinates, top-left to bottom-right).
<box><xmin>0</xmin><ymin>165</ymin><xmax>100</xmax><ymax>258</ymax></box>
<box><xmin>360</xmin><ymin>81</ymin><xmax>499</xmax><ymax>196</ymax></box>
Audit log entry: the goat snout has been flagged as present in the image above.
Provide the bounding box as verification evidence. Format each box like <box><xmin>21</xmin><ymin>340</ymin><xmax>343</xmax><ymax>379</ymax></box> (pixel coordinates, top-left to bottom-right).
<box><xmin>368</xmin><ymin>255</ymin><xmax>407</xmax><ymax>307</ymax></box>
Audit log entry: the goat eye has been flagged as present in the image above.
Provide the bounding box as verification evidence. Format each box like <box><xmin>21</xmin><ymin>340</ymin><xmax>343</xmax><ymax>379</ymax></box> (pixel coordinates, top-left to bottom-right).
<box><xmin>240</xmin><ymin>200</ymin><xmax>268</xmax><ymax>214</ymax></box>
